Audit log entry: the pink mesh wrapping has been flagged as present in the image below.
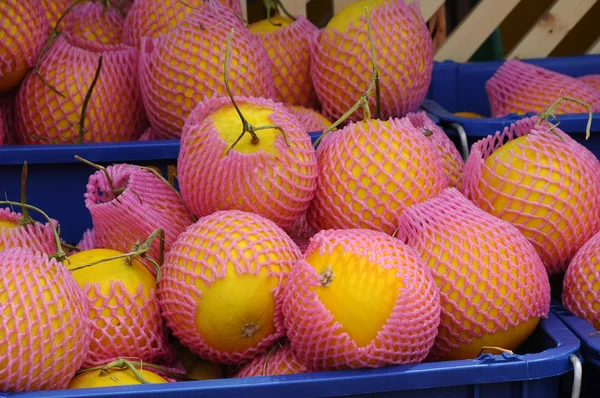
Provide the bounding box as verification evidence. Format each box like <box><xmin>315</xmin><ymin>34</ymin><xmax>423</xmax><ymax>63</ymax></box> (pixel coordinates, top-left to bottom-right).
<box><xmin>158</xmin><ymin>210</ymin><xmax>300</xmax><ymax>364</ymax></box>
<box><xmin>178</xmin><ymin>96</ymin><xmax>318</xmax><ymax>230</ymax></box>
<box><xmin>139</xmin><ymin>3</ymin><xmax>274</xmax><ymax>138</ymax></box>
<box><xmin>138</xmin><ymin>127</ymin><xmax>155</xmax><ymax>141</ymax></box>
<box><xmin>252</xmin><ymin>16</ymin><xmax>318</xmax><ymax>107</ymax></box>
<box><xmin>77</xmin><ymin>228</ymin><xmax>95</xmax><ymax>251</ymax></box>
<box><xmin>311</xmin><ymin>0</ymin><xmax>433</xmax><ymax>122</ymax></box>
<box><xmin>0</xmin><ymin>248</ymin><xmax>91</xmax><ymax>392</ymax></box>
<box><xmin>286</xmin><ymin>212</ymin><xmax>315</xmax><ymax>254</ymax></box>
<box><xmin>61</xmin><ymin>2</ymin><xmax>125</xmax><ymax>47</ymax></box>
<box><xmin>0</xmin><ymin>1</ymin><xmax>49</xmax><ymax>86</ymax></box>
<box><xmin>84</xmin><ymin>163</ymin><xmax>195</xmax><ymax>266</ymax></box>
<box><xmin>486</xmin><ymin>60</ymin><xmax>600</xmax><ymax>117</ymax></box>
<box><xmin>123</xmin><ymin>0</ymin><xmax>243</xmax><ymax>49</ymax></box>
<box><xmin>578</xmin><ymin>74</ymin><xmax>600</xmax><ymax>92</ymax></box>
<box><xmin>78</xmin><ymin>278</ymin><xmax>173</xmax><ymax>367</ymax></box>
<box><xmin>406</xmin><ymin>111</ymin><xmax>464</xmax><ymax>187</ymax></box>
<box><xmin>397</xmin><ymin>188</ymin><xmax>551</xmax><ymax>360</ymax></box>
<box><xmin>307</xmin><ymin>117</ymin><xmax>448</xmax><ymax>235</ymax></box>
<box><xmin>16</xmin><ymin>34</ymin><xmax>147</xmax><ymax>144</ymax></box>
<box><xmin>461</xmin><ymin>116</ymin><xmax>600</xmax><ymax>275</ymax></box>
<box><xmin>234</xmin><ymin>340</ymin><xmax>310</xmax><ymax>378</ymax></box>
<box><xmin>562</xmin><ymin>230</ymin><xmax>600</xmax><ymax>331</ymax></box>
<box><xmin>0</xmin><ymin>208</ymin><xmax>59</xmax><ymax>255</ymax></box>
<box><xmin>282</xmin><ymin>229</ymin><xmax>440</xmax><ymax>370</ymax></box>
<box><xmin>286</xmin><ymin>105</ymin><xmax>332</xmax><ymax>133</ymax></box>
<box><xmin>0</xmin><ymin>93</ymin><xmax>16</xmax><ymax>144</ymax></box>
<box><xmin>41</xmin><ymin>0</ymin><xmax>71</xmax><ymax>28</ymax></box>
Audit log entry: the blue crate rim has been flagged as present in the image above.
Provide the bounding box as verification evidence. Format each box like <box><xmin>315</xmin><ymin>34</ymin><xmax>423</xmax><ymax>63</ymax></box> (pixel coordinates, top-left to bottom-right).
<box><xmin>551</xmin><ymin>301</ymin><xmax>600</xmax><ymax>366</ymax></box>
<box><xmin>2</xmin><ymin>312</ymin><xmax>581</xmax><ymax>398</ymax></box>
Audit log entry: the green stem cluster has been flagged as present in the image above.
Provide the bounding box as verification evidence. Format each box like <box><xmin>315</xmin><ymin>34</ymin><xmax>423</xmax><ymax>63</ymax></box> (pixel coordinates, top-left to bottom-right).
<box><xmin>263</xmin><ymin>0</ymin><xmax>297</xmax><ymax>26</ymax></box>
<box><xmin>75</xmin><ymin>357</ymin><xmax>185</xmax><ymax>383</ymax></box>
<box><xmin>536</xmin><ymin>96</ymin><xmax>593</xmax><ymax>141</ymax></box>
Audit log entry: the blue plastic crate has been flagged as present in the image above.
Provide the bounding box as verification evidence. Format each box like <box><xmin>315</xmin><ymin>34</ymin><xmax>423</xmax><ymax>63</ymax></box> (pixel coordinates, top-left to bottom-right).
<box><xmin>423</xmin><ymin>54</ymin><xmax>600</xmax><ymax>157</ymax></box>
<box><xmin>0</xmin><ymin>312</ymin><xmax>583</xmax><ymax>398</ymax></box>
<box><xmin>552</xmin><ymin>301</ymin><xmax>600</xmax><ymax>397</ymax></box>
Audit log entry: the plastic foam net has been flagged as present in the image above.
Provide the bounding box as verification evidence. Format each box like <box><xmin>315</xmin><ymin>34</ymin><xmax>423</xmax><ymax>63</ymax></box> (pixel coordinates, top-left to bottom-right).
<box><xmin>461</xmin><ymin>116</ymin><xmax>600</xmax><ymax>275</ymax></box>
<box><xmin>485</xmin><ymin>60</ymin><xmax>600</xmax><ymax>117</ymax></box>
<box><xmin>311</xmin><ymin>0</ymin><xmax>433</xmax><ymax>122</ymax></box>
<box><xmin>0</xmin><ymin>248</ymin><xmax>90</xmax><ymax>392</ymax></box>
<box><xmin>139</xmin><ymin>4</ymin><xmax>274</xmax><ymax>138</ymax></box>
<box><xmin>0</xmin><ymin>94</ymin><xmax>16</xmax><ymax>144</ymax></box>
<box><xmin>123</xmin><ymin>0</ymin><xmax>242</xmax><ymax>49</ymax></box>
<box><xmin>252</xmin><ymin>16</ymin><xmax>318</xmax><ymax>107</ymax></box>
<box><xmin>562</xmin><ymin>230</ymin><xmax>600</xmax><ymax>331</ymax></box>
<box><xmin>286</xmin><ymin>105</ymin><xmax>332</xmax><ymax>133</ymax></box>
<box><xmin>178</xmin><ymin>96</ymin><xmax>318</xmax><ymax>231</ymax></box>
<box><xmin>406</xmin><ymin>111</ymin><xmax>464</xmax><ymax>187</ymax></box>
<box><xmin>61</xmin><ymin>2</ymin><xmax>125</xmax><ymax>47</ymax></box>
<box><xmin>16</xmin><ymin>35</ymin><xmax>147</xmax><ymax>144</ymax></box>
<box><xmin>397</xmin><ymin>188</ymin><xmax>551</xmax><ymax>361</ymax></box>
<box><xmin>77</xmin><ymin>228</ymin><xmax>95</xmax><ymax>251</ymax></box>
<box><xmin>234</xmin><ymin>340</ymin><xmax>309</xmax><ymax>378</ymax></box>
<box><xmin>84</xmin><ymin>163</ymin><xmax>195</xmax><ymax>265</ymax></box>
<box><xmin>282</xmin><ymin>229</ymin><xmax>440</xmax><ymax>370</ymax></box>
<box><xmin>286</xmin><ymin>212</ymin><xmax>315</xmax><ymax>254</ymax></box>
<box><xmin>41</xmin><ymin>0</ymin><xmax>71</xmax><ymax>29</ymax></box>
<box><xmin>307</xmin><ymin>117</ymin><xmax>448</xmax><ymax>235</ymax></box>
<box><xmin>0</xmin><ymin>208</ymin><xmax>60</xmax><ymax>255</ymax></box>
<box><xmin>158</xmin><ymin>210</ymin><xmax>300</xmax><ymax>364</ymax></box>
<box><xmin>578</xmin><ymin>74</ymin><xmax>600</xmax><ymax>92</ymax></box>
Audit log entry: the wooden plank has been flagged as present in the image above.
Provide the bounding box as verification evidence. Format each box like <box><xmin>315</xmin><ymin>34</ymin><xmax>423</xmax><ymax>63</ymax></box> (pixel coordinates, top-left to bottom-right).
<box><xmin>405</xmin><ymin>0</ymin><xmax>446</xmax><ymax>21</ymax></box>
<box><xmin>587</xmin><ymin>36</ymin><xmax>600</xmax><ymax>54</ymax></box>
<box><xmin>508</xmin><ymin>0</ymin><xmax>596</xmax><ymax>59</ymax></box>
<box><xmin>333</xmin><ymin>0</ymin><xmax>355</xmax><ymax>13</ymax></box>
<box><xmin>279</xmin><ymin>0</ymin><xmax>308</xmax><ymax>18</ymax></box>
<box><xmin>434</xmin><ymin>0</ymin><xmax>523</xmax><ymax>62</ymax></box>
<box><xmin>241</xmin><ymin>0</ymin><xmax>248</xmax><ymax>21</ymax></box>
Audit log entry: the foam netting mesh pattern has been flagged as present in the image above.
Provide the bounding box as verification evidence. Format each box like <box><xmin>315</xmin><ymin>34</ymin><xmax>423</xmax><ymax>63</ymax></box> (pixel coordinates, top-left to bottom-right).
<box><xmin>123</xmin><ymin>0</ymin><xmax>242</xmax><ymax>49</ymax></box>
<box><xmin>286</xmin><ymin>212</ymin><xmax>315</xmax><ymax>254</ymax></box>
<box><xmin>486</xmin><ymin>60</ymin><xmax>600</xmax><ymax>117</ymax></box>
<box><xmin>307</xmin><ymin>117</ymin><xmax>448</xmax><ymax>235</ymax></box>
<box><xmin>406</xmin><ymin>111</ymin><xmax>464</xmax><ymax>187</ymax></box>
<box><xmin>0</xmin><ymin>0</ymin><xmax>49</xmax><ymax>82</ymax></box>
<box><xmin>252</xmin><ymin>16</ymin><xmax>318</xmax><ymax>107</ymax></box>
<box><xmin>578</xmin><ymin>74</ymin><xmax>600</xmax><ymax>92</ymax></box>
<box><xmin>139</xmin><ymin>3</ymin><xmax>274</xmax><ymax>139</ymax></box>
<box><xmin>562</xmin><ymin>230</ymin><xmax>600</xmax><ymax>331</ymax></box>
<box><xmin>16</xmin><ymin>35</ymin><xmax>147</xmax><ymax>144</ymax></box>
<box><xmin>286</xmin><ymin>105</ymin><xmax>332</xmax><ymax>133</ymax></box>
<box><xmin>461</xmin><ymin>116</ymin><xmax>600</xmax><ymax>275</ymax></box>
<box><xmin>178</xmin><ymin>95</ymin><xmax>318</xmax><ymax>230</ymax></box>
<box><xmin>77</xmin><ymin>228</ymin><xmax>95</xmax><ymax>251</ymax></box>
<box><xmin>84</xmin><ymin>163</ymin><xmax>195</xmax><ymax>266</ymax></box>
<box><xmin>77</xmin><ymin>278</ymin><xmax>173</xmax><ymax>367</ymax></box>
<box><xmin>311</xmin><ymin>0</ymin><xmax>432</xmax><ymax>123</ymax></box>
<box><xmin>0</xmin><ymin>248</ymin><xmax>91</xmax><ymax>392</ymax></box>
<box><xmin>234</xmin><ymin>340</ymin><xmax>310</xmax><ymax>378</ymax></box>
<box><xmin>158</xmin><ymin>210</ymin><xmax>300</xmax><ymax>364</ymax></box>
<box><xmin>0</xmin><ymin>94</ymin><xmax>16</xmax><ymax>144</ymax></box>
<box><xmin>138</xmin><ymin>127</ymin><xmax>155</xmax><ymax>141</ymax></box>
<box><xmin>0</xmin><ymin>208</ymin><xmax>60</xmax><ymax>255</ymax></box>
<box><xmin>397</xmin><ymin>188</ymin><xmax>551</xmax><ymax>361</ymax></box>
<box><xmin>282</xmin><ymin>229</ymin><xmax>440</xmax><ymax>370</ymax></box>
<box><xmin>61</xmin><ymin>2</ymin><xmax>125</xmax><ymax>47</ymax></box>
<box><xmin>41</xmin><ymin>0</ymin><xmax>71</xmax><ymax>29</ymax></box>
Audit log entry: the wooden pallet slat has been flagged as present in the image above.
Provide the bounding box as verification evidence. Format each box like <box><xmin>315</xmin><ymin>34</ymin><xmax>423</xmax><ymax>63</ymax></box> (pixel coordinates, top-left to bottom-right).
<box><xmin>508</xmin><ymin>0</ymin><xmax>596</xmax><ymax>59</ymax></box>
<box><xmin>405</xmin><ymin>0</ymin><xmax>446</xmax><ymax>21</ymax></box>
<box><xmin>588</xmin><ymin>36</ymin><xmax>600</xmax><ymax>54</ymax></box>
<box><xmin>279</xmin><ymin>0</ymin><xmax>309</xmax><ymax>18</ymax></box>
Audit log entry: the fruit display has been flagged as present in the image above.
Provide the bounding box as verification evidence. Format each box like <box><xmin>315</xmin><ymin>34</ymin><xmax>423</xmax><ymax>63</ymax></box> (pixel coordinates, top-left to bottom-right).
<box><xmin>0</xmin><ymin>0</ymin><xmax>599</xmax><ymax>396</ymax></box>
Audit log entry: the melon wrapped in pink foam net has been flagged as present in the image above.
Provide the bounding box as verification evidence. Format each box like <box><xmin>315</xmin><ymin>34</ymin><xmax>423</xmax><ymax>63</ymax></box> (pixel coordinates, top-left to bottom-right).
<box><xmin>397</xmin><ymin>188</ymin><xmax>551</xmax><ymax>361</ymax></box>
<box><xmin>60</xmin><ymin>2</ymin><xmax>125</xmax><ymax>47</ymax></box>
<box><xmin>486</xmin><ymin>60</ymin><xmax>600</xmax><ymax>117</ymax></box>
<box><xmin>234</xmin><ymin>340</ymin><xmax>310</xmax><ymax>378</ymax></box>
<box><xmin>16</xmin><ymin>34</ymin><xmax>147</xmax><ymax>144</ymax></box>
<box><xmin>285</xmin><ymin>105</ymin><xmax>332</xmax><ymax>133</ymax></box>
<box><xmin>307</xmin><ymin>117</ymin><xmax>448</xmax><ymax>235</ymax></box>
<box><xmin>0</xmin><ymin>207</ymin><xmax>59</xmax><ymax>255</ymax></box>
<box><xmin>138</xmin><ymin>2</ymin><xmax>274</xmax><ymax>138</ymax></box>
<box><xmin>311</xmin><ymin>0</ymin><xmax>433</xmax><ymax>122</ymax></box>
<box><xmin>252</xmin><ymin>16</ymin><xmax>318</xmax><ymax>107</ymax></box>
<box><xmin>84</xmin><ymin>163</ymin><xmax>195</xmax><ymax>265</ymax></box>
<box><xmin>562</xmin><ymin>230</ymin><xmax>600</xmax><ymax>331</ymax></box>
<box><xmin>282</xmin><ymin>229</ymin><xmax>440</xmax><ymax>370</ymax></box>
<box><xmin>178</xmin><ymin>95</ymin><xmax>318</xmax><ymax>230</ymax></box>
<box><xmin>406</xmin><ymin>111</ymin><xmax>464</xmax><ymax>187</ymax></box>
<box><xmin>578</xmin><ymin>74</ymin><xmax>600</xmax><ymax>92</ymax></box>
<box><xmin>158</xmin><ymin>210</ymin><xmax>300</xmax><ymax>364</ymax></box>
<box><xmin>0</xmin><ymin>248</ymin><xmax>91</xmax><ymax>392</ymax></box>
<box><xmin>461</xmin><ymin>116</ymin><xmax>600</xmax><ymax>275</ymax></box>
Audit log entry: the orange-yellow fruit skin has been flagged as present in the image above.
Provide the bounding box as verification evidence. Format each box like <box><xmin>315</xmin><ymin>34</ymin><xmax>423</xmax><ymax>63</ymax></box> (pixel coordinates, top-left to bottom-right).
<box><xmin>67</xmin><ymin>368</ymin><xmax>168</xmax><ymax>388</ymax></box>
<box><xmin>0</xmin><ymin>0</ymin><xmax>49</xmax><ymax>93</ymax></box>
<box><xmin>61</xmin><ymin>2</ymin><xmax>125</xmax><ymax>47</ymax></box>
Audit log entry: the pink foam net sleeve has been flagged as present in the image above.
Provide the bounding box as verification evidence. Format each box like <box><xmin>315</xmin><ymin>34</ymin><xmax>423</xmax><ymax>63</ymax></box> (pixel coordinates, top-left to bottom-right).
<box><xmin>0</xmin><ymin>94</ymin><xmax>17</xmax><ymax>145</ymax></box>
<box><xmin>234</xmin><ymin>340</ymin><xmax>310</xmax><ymax>378</ymax></box>
<box><xmin>76</xmin><ymin>228</ymin><xmax>95</xmax><ymax>251</ymax></box>
<box><xmin>578</xmin><ymin>74</ymin><xmax>600</xmax><ymax>92</ymax></box>
<box><xmin>397</xmin><ymin>187</ymin><xmax>551</xmax><ymax>360</ymax></box>
<box><xmin>0</xmin><ymin>248</ymin><xmax>91</xmax><ymax>392</ymax></box>
<box><xmin>282</xmin><ymin>229</ymin><xmax>440</xmax><ymax>371</ymax></box>
<box><xmin>310</xmin><ymin>0</ymin><xmax>432</xmax><ymax>123</ymax></box>
<box><xmin>485</xmin><ymin>60</ymin><xmax>600</xmax><ymax>117</ymax></box>
<box><xmin>61</xmin><ymin>2</ymin><xmax>125</xmax><ymax>47</ymax></box>
<box><xmin>0</xmin><ymin>208</ymin><xmax>60</xmax><ymax>255</ymax></box>
<box><xmin>461</xmin><ymin>116</ymin><xmax>600</xmax><ymax>275</ymax></box>
<box><xmin>285</xmin><ymin>105</ymin><xmax>333</xmax><ymax>133</ymax></box>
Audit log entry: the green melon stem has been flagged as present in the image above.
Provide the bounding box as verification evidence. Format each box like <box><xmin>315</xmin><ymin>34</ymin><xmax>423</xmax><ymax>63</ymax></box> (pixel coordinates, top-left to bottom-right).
<box><xmin>536</xmin><ymin>96</ymin><xmax>593</xmax><ymax>141</ymax></box>
<box><xmin>74</xmin><ymin>155</ymin><xmax>123</xmax><ymax>203</ymax></box>
<box><xmin>313</xmin><ymin>7</ymin><xmax>380</xmax><ymax>147</ymax></box>
<box><xmin>17</xmin><ymin>162</ymin><xmax>35</xmax><ymax>227</ymax></box>
<box><xmin>78</xmin><ymin>55</ymin><xmax>103</xmax><ymax>144</ymax></box>
<box><xmin>223</xmin><ymin>28</ymin><xmax>291</xmax><ymax>155</ymax></box>
<box><xmin>263</xmin><ymin>0</ymin><xmax>297</xmax><ymax>25</ymax></box>
<box><xmin>75</xmin><ymin>358</ymin><xmax>186</xmax><ymax>383</ymax></box>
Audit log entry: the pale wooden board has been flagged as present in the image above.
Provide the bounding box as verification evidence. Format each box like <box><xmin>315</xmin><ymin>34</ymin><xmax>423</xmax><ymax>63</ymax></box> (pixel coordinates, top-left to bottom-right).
<box><xmin>405</xmin><ymin>0</ymin><xmax>446</xmax><ymax>21</ymax></box>
<box><xmin>279</xmin><ymin>0</ymin><xmax>309</xmax><ymax>17</ymax></box>
<box><xmin>588</xmin><ymin>36</ymin><xmax>600</xmax><ymax>54</ymax></box>
<box><xmin>508</xmin><ymin>0</ymin><xmax>596</xmax><ymax>59</ymax></box>
<box><xmin>434</xmin><ymin>0</ymin><xmax>523</xmax><ymax>62</ymax></box>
